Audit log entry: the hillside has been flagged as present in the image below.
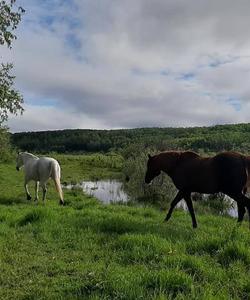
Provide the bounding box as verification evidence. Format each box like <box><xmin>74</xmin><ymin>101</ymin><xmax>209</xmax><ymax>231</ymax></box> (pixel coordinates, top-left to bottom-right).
<box><xmin>11</xmin><ymin>123</ymin><xmax>250</xmax><ymax>153</ymax></box>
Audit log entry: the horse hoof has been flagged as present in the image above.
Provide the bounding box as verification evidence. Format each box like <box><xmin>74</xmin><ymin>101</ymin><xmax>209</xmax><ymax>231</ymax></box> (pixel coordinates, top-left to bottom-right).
<box><xmin>27</xmin><ymin>195</ymin><xmax>32</xmax><ymax>201</ymax></box>
<box><xmin>164</xmin><ymin>215</ymin><xmax>171</xmax><ymax>222</ymax></box>
<box><xmin>59</xmin><ymin>200</ymin><xmax>64</xmax><ymax>206</ymax></box>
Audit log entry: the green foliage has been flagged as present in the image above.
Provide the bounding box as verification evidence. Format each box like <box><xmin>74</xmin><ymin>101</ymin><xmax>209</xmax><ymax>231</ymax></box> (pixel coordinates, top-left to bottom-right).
<box><xmin>123</xmin><ymin>144</ymin><xmax>176</xmax><ymax>207</ymax></box>
<box><xmin>195</xmin><ymin>193</ymin><xmax>233</xmax><ymax>216</ymax></box>
<box><xmin>53</xmin><ymin>152</ymin><xmax>123</xmax><ymax>183</ymax></box>
<box><xmin>0</xmin><ymin>0</ymin><xmax>24</xmax><ymax>124</ymax></box>
<box><xmin>0</xmin><ymin>126</ymin><xmax>15</xmax><ymax>161</ymax></box>
<box><xmin>11</xmin><ymin>123</ymin><xmax>250</xmax><ymax>154</ymax></box>
<box><xmin>0</xmin><ymin>63</ymin><xmax>24</xmax><ymax>124</ymax></box>
<box><xmin>0</xmin><ymin>0</ymin><xmax>25</xmax><ymax>47</ymax></box>
<box><xmin>0</xmin><ymin>1</ymin><xmax>24</xmax><ymax>160</ymax></box>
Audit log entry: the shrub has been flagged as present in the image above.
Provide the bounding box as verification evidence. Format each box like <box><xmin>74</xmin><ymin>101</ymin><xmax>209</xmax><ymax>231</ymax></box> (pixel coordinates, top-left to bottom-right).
<box><xmin>0</xmin><ymin>127</ymin><xmax>15</xmax><ymax>162</ymax></box>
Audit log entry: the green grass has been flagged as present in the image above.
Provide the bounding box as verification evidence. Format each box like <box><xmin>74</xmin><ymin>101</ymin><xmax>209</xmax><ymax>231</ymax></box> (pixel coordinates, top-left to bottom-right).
<box><xmin>54</xmin><ymin>153</ymin><xmax>123</xmax><ymax>183</ymax></box>
<box><xmin>1</xmin><ymin>154</ymin><xmax>250</xmax><ymax>299</ymax></box>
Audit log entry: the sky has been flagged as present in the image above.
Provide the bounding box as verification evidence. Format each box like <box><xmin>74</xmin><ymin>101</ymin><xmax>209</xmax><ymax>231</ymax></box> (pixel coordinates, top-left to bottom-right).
<box><xmin>2</xmin><ymin>0</ymin><xmax>250</xmax><ymax>132</ymax></box>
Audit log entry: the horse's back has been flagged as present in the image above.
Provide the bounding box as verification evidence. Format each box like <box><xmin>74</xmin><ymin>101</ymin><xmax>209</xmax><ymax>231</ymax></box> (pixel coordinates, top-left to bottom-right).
<box><xmin>173</xmin><ymin>153</ymin><xmax>218</xmax><ymax>193</ymax></box>
<box><xmin>37</xmin><ymin>157</ymin><xmax>60</xmax><ymax>181</ymax></box>
<box><xmin>179</xmin><ymin>151</ymin><xmax>200</xmax><ymax>160</ymax></box>
<box><xmin>38</xmin><ymin>157</ymin><xmax>58</xmax><ymax>164</ymax></box>
<box><xmin>212</xmin><ymin>152</ymin><xmax>247</xmax><ymax>193</ymax></box>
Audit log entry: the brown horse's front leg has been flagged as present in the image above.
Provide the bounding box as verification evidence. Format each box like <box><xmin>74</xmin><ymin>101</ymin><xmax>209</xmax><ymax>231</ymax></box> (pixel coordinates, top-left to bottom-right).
<box><xmin>184</xmin><ymin>194</ymin><xmax>197</xmax><ymax>228</ymax></box>
<box><xmin>165</xmin><ymin>191</ymin><xmax>184</xmax><ymax>222</ymax></box>
<box><xmin>237</xmin><ymin>201</ymin><xmax>246</xmax><ymax>223</ymax></box>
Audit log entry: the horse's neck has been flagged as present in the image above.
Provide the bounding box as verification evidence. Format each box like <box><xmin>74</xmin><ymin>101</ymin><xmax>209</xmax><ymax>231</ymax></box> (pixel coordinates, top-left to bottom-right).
<box><xmin>158</xmin><ymin>152</ymin><xmax>180</xmax><ymax>175</ymax></box>
<box><xmin>22</xmin><ymin>153</ymin><xmax>39</xmax><ymax>163</ymax></box>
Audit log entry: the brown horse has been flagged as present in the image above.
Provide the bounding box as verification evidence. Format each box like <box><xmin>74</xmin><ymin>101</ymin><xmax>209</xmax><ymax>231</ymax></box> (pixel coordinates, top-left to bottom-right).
<box><xmin>145</xmin><ymin>151</ymin><xmax>250</xmax><ymax>228</ymax></box>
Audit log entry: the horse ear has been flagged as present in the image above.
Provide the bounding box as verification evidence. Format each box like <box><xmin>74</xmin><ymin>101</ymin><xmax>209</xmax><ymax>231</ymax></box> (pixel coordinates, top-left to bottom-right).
<box><xmin>148</xmin><ymin>154</ymin><xmax>152</xmax><ymax>159</ymax></box>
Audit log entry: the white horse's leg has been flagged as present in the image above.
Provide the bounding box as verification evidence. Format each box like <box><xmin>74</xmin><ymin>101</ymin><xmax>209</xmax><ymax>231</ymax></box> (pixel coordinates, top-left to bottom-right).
<box><xmin>41</xmin><ymin>182</ymin><xmax>47</xmax><ymax>203</ymax></box>
<box><xmin>24</xmin><ymin>179</ymin><xmax>32</xmax><ymax>200</ymax></box>
<box><xmin>34</xmin><ymin>181</ymin><xmax>39</xmax><ymax>202</ymax></box>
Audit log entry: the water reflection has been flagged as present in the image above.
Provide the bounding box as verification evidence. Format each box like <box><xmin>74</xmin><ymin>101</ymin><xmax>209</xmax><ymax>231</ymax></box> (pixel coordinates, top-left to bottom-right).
<box><xmin>64</xmin><ymin>180</ymin><xmax>238</xmax><ymax>218</ymax></box>
<box><xmin>177</xmin><ymin>196</ymin><xmax>237</xmax><ymax>218</ymax></box>
<box><xmin>64</xmin><ymin>180</ymin><xmax>129</xmax><ymax>204</ymax></box>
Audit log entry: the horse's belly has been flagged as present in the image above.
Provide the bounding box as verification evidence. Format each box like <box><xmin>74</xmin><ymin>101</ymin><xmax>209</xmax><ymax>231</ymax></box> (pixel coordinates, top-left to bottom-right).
<box><xmin>173</xmin><ymin>171</ymin><xmax>218</xmax><ymax>193</ymax></box>
<box><xmin>191</xmin><ymin>183</ymin><xmax>218</xmax><ymax>194</ymax></box>
<box><xmin>24</xmin><ymin>164</ymin><xmax>39</xmax><ymax>181</ymax></box>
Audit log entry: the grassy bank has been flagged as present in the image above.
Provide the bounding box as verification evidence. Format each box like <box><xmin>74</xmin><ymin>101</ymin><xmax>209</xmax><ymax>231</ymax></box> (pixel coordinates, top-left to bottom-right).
<box><xmin>1</xmin><ymin>155</ymin><xmax>250</xmax><ymax>299</ymax></box>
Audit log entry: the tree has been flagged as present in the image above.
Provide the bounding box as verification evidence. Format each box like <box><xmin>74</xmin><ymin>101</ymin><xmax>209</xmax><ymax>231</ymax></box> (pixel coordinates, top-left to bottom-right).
<box><xmin>0</xmin><ymin>0</ymin><xmax>25</xmax><ymax>124</ymax></box>
<box><xmin>0</xmin><ymin>62</ymin><xmax>24</xmax><ymax>123</ymax></box>
<box><xmin>0</xmin><ymin>0</ymin><xmax>24</xmax><ymax>161</ymax></box>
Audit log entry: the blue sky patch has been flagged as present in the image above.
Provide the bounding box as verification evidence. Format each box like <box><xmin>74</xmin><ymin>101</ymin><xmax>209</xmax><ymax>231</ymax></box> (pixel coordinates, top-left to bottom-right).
<box><xmin>177</xmin><ymin>72</ymin><xmax>195</xmax><ymax>81</ymax></box>
<box><xmin>26</xmin><ymin>97</ymin><xmax>58</xmax><ymax>107</ymax></box>
<box><xmin>226</xmin><ymin>97</ymin><xmax>242</xmax><ymax>112</ymax></box>
<box><xmin>208</xmin><ymin>56</ymin><xmax>239</xmax><ymax>68</ymax></box>
<box><xmin>65</xmin><ymin>33</ymin><xmax>81</xmax><ymax>50</ymax></box>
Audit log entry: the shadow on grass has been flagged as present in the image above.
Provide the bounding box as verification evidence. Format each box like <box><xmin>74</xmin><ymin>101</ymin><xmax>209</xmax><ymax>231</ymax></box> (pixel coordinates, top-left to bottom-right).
<box><xmin>17</xmin><ymin>209</ymin><xmax>47</xmax><ymax>226</ymax></box>
<box><xmin>0</xmin><ymin>196</ymin><xmax>29</xmax><ymax>206</ymax></box>
<box><xmin>71</xmin><ymin>208</ymin><xmax>196</xmax><ymax>243</ymax></box>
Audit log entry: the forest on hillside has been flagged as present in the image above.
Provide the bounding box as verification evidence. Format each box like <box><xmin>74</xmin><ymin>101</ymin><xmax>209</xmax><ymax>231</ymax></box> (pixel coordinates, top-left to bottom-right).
<box><xmin>11</xmin><ymin>123</ymin><xmax>250</xmax><ymax>154</ymax></box>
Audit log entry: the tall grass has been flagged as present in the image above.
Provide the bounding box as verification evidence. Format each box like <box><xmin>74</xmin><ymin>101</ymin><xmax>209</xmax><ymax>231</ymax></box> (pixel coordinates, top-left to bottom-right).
<box><xmin>53</xmin><ymin>152</ymin><xmax>123</xmax><ymax>183</ymax></box>
<box><xmin>1</xmin><ymin>154</ymin><xmax>250</xmax><ymax>299</ymax></box>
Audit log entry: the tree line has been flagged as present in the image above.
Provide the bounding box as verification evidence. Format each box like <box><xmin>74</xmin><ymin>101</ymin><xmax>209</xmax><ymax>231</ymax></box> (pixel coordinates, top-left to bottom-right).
<box><xmin>11</xmin><ymin>123</ymin><xmax>250</xmax><ymax>154</ymax></box>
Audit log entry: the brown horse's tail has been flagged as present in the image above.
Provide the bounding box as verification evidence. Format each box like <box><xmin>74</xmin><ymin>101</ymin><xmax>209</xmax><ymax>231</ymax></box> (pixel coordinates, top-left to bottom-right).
<box><xmin>243</xmin><ymin>156</ymin><xmax>250</xmax><ymax>193</ymax></box>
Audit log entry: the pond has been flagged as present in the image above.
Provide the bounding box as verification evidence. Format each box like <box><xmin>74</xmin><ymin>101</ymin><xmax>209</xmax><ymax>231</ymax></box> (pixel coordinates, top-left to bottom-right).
<box><xmin>177</xmin><ymin>198</ymin><xmax>237</xmax><ymax>218</ymax></box>
<box><xmin>63</xmin><ymin>180</ymin><xmax>238</xmax><ymax>218</ymax></box>
<box><xmin>64</xmin><ymin>180</ymin><xmax>129</xmax><ymax>204</ymax></box>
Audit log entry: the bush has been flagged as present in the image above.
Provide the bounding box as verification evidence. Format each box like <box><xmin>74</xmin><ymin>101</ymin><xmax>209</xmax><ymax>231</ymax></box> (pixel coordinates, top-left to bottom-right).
<box><xmin>122</xmin><ymin>144</ymin><xmax>177</xmax><ymax>208</ymax></box>
<box><xmin>0</xmin><ymin>127</ymin><xmax>15</xmax><ymax>162</ymax></box>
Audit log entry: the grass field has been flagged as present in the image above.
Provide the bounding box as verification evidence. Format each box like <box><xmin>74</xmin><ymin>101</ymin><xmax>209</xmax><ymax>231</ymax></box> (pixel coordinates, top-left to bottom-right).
<box><xmin>1</xmin><ymin>154</ymin><xmax>250</xmax><ymax>299</ymax></box>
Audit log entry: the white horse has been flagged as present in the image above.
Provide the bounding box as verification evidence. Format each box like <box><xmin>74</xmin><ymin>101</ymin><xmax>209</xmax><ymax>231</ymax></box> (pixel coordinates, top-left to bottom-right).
<box><xmin>16</xmin><ymin>152</ymin><xmax>64</xmax><ymax>205</ymax></box>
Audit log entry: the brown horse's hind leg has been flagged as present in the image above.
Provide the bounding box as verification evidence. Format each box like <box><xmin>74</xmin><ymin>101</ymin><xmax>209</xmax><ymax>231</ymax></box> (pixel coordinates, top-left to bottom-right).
<box><xmin>236</xmin><ymin>201</ymin><xmax>246</xmax><ymax>223</ymax></box>
<box><xmin>240</xmin><ymin>194</ymin><xmax>250</xmax><ymax>228</ymax></box>
<box><xmin>165</xmin><ymin>191</ymin><xmax>184</xmax><ymax>222</ymax></box>
<box><xmin>228</xmin><ymin>193</ymin><xmax>250</xmax><ymax>226</ymax></box>
<box><xmin>184</xmin><ymin>194</ymin><xmax>197</xmax><ymax>228</ymax></box>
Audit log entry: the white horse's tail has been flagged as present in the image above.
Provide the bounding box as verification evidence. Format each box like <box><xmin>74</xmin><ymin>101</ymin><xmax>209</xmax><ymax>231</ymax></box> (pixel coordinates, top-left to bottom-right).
<box><xmin>50</xmin><ymin>161</ymin><xmax>64</xmax><ymax>205</ymax></box>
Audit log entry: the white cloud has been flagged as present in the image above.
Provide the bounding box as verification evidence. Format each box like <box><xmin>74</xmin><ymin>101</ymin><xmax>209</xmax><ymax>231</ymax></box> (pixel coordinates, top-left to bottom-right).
<box><xmin>8</xmin><ymin>104</ymin><xmax>106</xmax><ymax>132</ymax></box>
<box><xmin>2</xmin><ymin>0</ymin><xmax>250</xmax><ymax>131</ymax></box>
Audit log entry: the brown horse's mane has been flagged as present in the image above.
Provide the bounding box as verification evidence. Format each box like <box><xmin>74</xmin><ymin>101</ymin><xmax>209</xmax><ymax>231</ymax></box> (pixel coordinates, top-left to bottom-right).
<box><xmin>158</xmin><ymin>150</ymin><xmax>200</xmax><ymax>158</ymax></box>
<box><xmin>162</xmin><ymin>150</ymin><xmax>200</xmax><ymax>158</ymax></box>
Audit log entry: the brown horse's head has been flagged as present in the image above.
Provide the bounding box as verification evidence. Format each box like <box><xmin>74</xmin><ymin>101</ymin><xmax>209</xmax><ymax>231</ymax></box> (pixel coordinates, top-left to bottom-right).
<box><xmin>145</xmin><ymin>154</ymin><xmax>161</xmax><ymax>184</ymax></box>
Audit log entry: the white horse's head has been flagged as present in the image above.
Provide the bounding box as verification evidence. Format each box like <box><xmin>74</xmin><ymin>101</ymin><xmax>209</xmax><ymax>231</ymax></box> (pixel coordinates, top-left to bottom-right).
<box><xmin>16</xmin><ymin>152</ymin><xmax>24</xmax><ymax>171</ymax></box>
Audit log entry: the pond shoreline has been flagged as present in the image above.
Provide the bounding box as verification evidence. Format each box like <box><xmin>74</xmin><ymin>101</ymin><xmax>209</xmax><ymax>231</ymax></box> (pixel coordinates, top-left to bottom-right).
<box><xmin>63</xmin><ymin>179</ymin><xmax>238</xmax><ymax>218</ymax></box>
<box><xmin>63</xmin><ymin>179</ymin><xmax>129</xmax><ymax>204</ymax></box>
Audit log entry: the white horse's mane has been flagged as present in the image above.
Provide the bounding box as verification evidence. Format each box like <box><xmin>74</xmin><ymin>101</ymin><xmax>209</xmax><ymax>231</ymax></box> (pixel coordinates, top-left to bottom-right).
<box><xmin>20</xmin><ymin>152</ymin><xmax>39</xmax><ymax>160</ymax></box>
